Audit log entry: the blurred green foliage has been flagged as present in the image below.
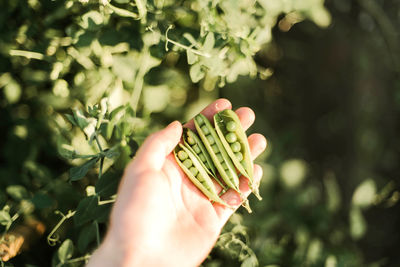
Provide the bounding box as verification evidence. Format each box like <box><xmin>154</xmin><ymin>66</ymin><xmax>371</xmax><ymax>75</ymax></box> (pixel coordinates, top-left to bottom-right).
<box><xmin>0</xmin><ymin>0</ymin><xmax>399</xmax><ymax>266</ymax></box>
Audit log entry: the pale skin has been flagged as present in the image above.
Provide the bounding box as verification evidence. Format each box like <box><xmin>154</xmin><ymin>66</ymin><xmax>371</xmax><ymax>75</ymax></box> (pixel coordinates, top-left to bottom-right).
<box><xmin>87</xmin><ymin>99</ymin><xmax>267</xmax><ymax>267</ymax></box>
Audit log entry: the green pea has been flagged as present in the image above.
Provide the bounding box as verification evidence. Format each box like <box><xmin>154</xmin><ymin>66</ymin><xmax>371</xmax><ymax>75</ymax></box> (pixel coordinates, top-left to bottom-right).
<box><xmin>226</xmin><ymin>121</ymin><xmax>237</xmax><ymax>132</ymax></box>
<box><xmin>192</xmin><ymin>144</ymin><xmax>201</xmax><ymax>154</ymax></box>
<box><xmin>201</xmin><ymin>125</ymin><xmax>210</xmax><ymax>135</ymax></box>
<box><xmin>216</xmin><ymin>153</ymin><xmax>224</xmax><ymax>162</ymax></box>
<box><xmin>235</xmin><ymin>152</ymin><xmax>243</xmax><ymax>162</ymax></box>
<box><xmin>196</xmin><ymin>115</ymin><xmax>204</xmax><ymax>125</ymax></box>
<box><xmin>222</xmin><ymin>162</ymin><xmax>228</xmax><ymax>170</ymax></box>
<box><xmin>189</xmin><ymin>167</ymin><xmax>198</xmax><ymax>176</ymax></box>
<box><xmin>183</xmin><ymin>159</ymin><xmax>192</xmax><ymax>168</ymax></box>
<box><xmin>225</xmin><ymin>132</ymin><xmax>237</xmax><ymax>143</ymax></box>
<box><xmin>187</xmin><ymin>136</ymin><xmax>196</xmax><ymax>145</ymax></box>
<box><xmin>212</xmin><ymin>144</ymin><xmax>219</xmax><ymax>153</ymax></box>
<box><xmin>230</xmin><ymin>142</ymin><xmax>241</xmax><ymax>152</ymax></box>
<box><xmin>199</xmin><ymin>153</ymin><xmax>206</xmax><ymax>162</ymax></box>
<box><xmin>178</xmin><ymin>150</ymin><xmax>188</xmax><ymax>161</ymax></box>
<box><xmin>206</xmin><ymin>134</ymin><xmax>215</xmax><ymax>144</ymax></box>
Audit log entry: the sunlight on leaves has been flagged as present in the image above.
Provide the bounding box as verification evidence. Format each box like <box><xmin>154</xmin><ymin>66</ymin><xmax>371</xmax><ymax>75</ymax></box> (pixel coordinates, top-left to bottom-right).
<box><xmin>280</xmin><ymin>159</ymin><xmax>307</xmax><ymax>189</ymax></box>
<box><xmin>352</xmin><ymin>179</ymin><xmax>376</xmax><ymax>208</ymax></box>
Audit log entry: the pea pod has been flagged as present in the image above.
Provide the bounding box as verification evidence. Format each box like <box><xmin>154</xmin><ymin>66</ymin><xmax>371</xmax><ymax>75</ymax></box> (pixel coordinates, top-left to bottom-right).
<box><xmin>214</xmin><ymin>109</ymin><xmax>262</xmax><ymax>200</ymax></box>
<box><xmin>174</xmin><ymin>143</ymin><xmax>231</xmax><ymax>207</ymax></box>
<box><xmin>194</xmin><ymin>113</ymin><xmax>252</xmax><ymax>212</ymax></box>
<box><xmin>183</xmin><ymin>128</ymin><xmax>220</xmax><ymax>180</ymax></box>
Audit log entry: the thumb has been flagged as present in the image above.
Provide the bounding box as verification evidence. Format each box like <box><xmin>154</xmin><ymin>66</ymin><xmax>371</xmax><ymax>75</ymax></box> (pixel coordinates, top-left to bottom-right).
<box><xmin>132</xmin><ymin>121</ymin><xmax>182</xmax><ymax>172</ymax></box>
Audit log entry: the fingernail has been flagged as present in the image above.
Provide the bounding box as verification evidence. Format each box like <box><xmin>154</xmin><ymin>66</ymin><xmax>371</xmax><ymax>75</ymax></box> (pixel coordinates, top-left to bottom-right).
<box><xmin>226</xmin><ymin>193</ymin><xmax>242</xmax><ymax>206</ymax></box>
<box><xmin>261</xmin><ymin>137</ymin><xmax>267</xmax><ymax>150</ymax></box>
<box><xmin>215</xmin><ymin>98</ymin><xmax>231</xmax><ymax>110</ymax></box>
<box><xmin>167</xmin><ymin>120</ymin><xmax>181</xmax><ymax>128</ymax></box>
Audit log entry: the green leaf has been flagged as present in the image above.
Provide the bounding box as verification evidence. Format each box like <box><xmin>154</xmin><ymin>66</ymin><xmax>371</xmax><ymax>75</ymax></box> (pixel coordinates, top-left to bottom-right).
<box><xmin>186</xmin><ymin>50</ymin><xmax>198</xmax><ymax>65</ymax></box>
<box><xmin>6</xmin><ymin>185</ymin><xmax>29</xmax><ymax>200</ymax></box>
<box><xmin>183</xmin><ymin>33</ymin><xmax>198</xmax><ymax>46</ymax></box>
<box><xmin>95</xmin><ymin>171</ymin><xmax>121</xmax><ymax>198</ymax></box>
<box><xmin>112</xmin><ymin>55</ymin><xmax>137</xmax><ymax>82</ymax></box>
<box><xmin>72</xmin><ymin>109</ymin><xmax>89</xmax><ymax>130</ymax></box>
<box><xmin>57</xmin><ymin>239</ymin><xmax>74</xmax><ymax>263</ymax></box>
<box><xmin>241</xmin><ymin>256</ymin><xmax>258</xmax><ymax>267</ymax></box>
<box><xmin>189</xmin><ymin>63</ymin><xmax>205</xmax><ymax>83</ymax></box>
<box><xmin>107</xmin><ymin>3</ymin><xmax>139</xmax><ymax>19</ymax></box>
<box><xmin>352</xmin><ymin>179</ymin><xmax>376</xmax><ymax>208</ymax></box>
<box><xmin>350</xmin><ymin>206</ymin><xmax>367</xmax><ymax>240</ymax></box>
<box><xmin>77</xmin><ymin>222</ymin><xmax>97</xmax><ymax>253</ymax></box>
<box><xmin>69</xmin><ymin>157</ymin><xmax>98</xmax><ymax>181</ymax></box>
<box><xmin>104</xmin><ymin>145</ymin><xmax>120</xmax><ymax>159</ymax></box>
<box><xmin>65</xmin><ymin>114</ymin><xmax>76</xmax><ymax>126</ymax></box>
<box><xmin>31</xmin><ymin>193</ymin><xmax>54</xmax><ymax>209</ymax></box>
<box><xmin>74</xmin><ymin>196</ymin><xmax>111</xmax><ymax>226</ymax></box>
<box><xmin>57</xmin><ymin>137</ymin><xmax>76</xmax><ymax>159</ymax></box>
<box><xmin>324</xmin><ymin>173</ymin><xmax>341</xmax><ymax>212</ymax></box>
<box><xmin>4</xmin><ymin>80</ymin><xmax>21</xmax><ymax>104</ymax></box>
<box><xmin>143</xmin><ymin>85</ymin><xmax>170</xmax><ymax>113</ymax></box>
<box><xmin>74</xmin><ymin>196</ymin><xmax>98</xmax><ymax>227</ymax></box>
<box><xmin>203</xmin><ymin>32</ymin><xmax>215</xmax><ymax>52</ymax></box>
<box><xmin>0</xmin><ymin>210</ymin><xmax>12</xmax><ymax>226</ymax></box>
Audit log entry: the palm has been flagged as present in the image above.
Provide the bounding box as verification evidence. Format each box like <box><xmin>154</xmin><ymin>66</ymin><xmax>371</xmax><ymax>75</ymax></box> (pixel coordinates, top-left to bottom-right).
<box><xmin>106</xmin><ymin>99</ymin><xmax>266</xmax><ymax>267</ymax></box>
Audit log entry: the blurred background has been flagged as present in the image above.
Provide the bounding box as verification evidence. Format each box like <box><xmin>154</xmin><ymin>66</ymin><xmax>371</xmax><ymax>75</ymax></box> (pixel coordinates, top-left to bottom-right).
<box><xmin>0</xmin><ymin>0</ymin><xmax>399</xmax><ymax>266</ymax></box>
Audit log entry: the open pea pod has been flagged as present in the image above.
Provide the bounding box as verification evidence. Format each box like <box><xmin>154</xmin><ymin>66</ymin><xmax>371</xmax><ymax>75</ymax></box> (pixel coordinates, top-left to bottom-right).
<box><xmin>174</xmin><ymin>143</ymin><xmax>231</xmax><ymax>208</ymax></box>
<box><xmin>194</xmin><ymin>113</ymin><xmax>252</xmax><ymax>213</ymax></box>
<box><xmin>183</xmin><ymin>129</ymin><xmax>217</xmax><ymax>177</ymax></box>
<box><xmin>183</xmin><ymin>128</ymin><xmax>226</xmax><ymax>191</ymax></box>
<box><xmin>214</xmin><ymin>109</ymin><xmax>262</xmax><ymax>200</ymax></box>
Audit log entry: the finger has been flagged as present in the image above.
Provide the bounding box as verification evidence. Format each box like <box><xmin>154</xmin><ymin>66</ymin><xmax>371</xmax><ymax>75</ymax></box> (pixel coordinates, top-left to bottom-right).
<box><xmin>235</xmin><ymin>107</ymin><xmax>255</xmax><ymax>131</ymax></box>
<box><xmin>248</xmin><ymin>133</ymin><xmax>267</xmax><ymax>160</ymax></box>
<box><xmin>213</xmin><ymin>164</ymin><xmax>263</xmax><ymax>226</ymax></box>
<box><xmin>183</xmin><ymin>98</ymin><xmax>232</xmax><ymax>130</ymax></box>
<box><xmin>129</xmin><ymin>121</ymin><xmax>183</xmax><ymax>172</ymax></box>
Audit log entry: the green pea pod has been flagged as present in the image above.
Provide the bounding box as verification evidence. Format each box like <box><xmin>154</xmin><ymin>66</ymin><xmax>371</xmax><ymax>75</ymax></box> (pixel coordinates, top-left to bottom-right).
<box><xmin>183</xmin><ymin>128</ymin><xmax>227</xmax><ymax>191</ymax></box>
<box><xmin>194</xmin><ymin>113</ymin><xmax>252</xmax><ymax>213</ymax></box>
<box><xmin>183</xmin><ymin>128</ymin><xmax>218</xmax><ymax>178</ymax></box>
<box><xmin>174</xmin><ymin>144</ymin><xmax>231</xmax><ymax>208</ymax></box>
<box><xmin>214</xmin><ymin>109</ymin><xmax>262</xmax><ymax>200</ymax></box>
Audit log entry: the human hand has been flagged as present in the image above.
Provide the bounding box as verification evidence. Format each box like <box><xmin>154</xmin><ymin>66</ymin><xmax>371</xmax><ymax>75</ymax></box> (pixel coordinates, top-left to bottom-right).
<box><xmin>87</xmin><ymin>99</ymin><xmax>267</xmax><ymax>267</ymax></box>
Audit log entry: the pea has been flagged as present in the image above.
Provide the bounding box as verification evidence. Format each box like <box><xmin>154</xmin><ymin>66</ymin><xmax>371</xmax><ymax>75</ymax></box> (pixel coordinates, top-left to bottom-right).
<box><xmin>192</xmin><ymin>144</ymin><xmax>201</xmax><ymax>154</ymax></box>
<box><xmin>235</xmin><ymin>152</ymin><xmax>243</xmax><ymax>162</ymax></box>
<box><xmin>222</xmin><ymin>162</ymin><xmax>228</xmax><ymax>170</ymax></box>
<box><xmin>201</xmin><ymin>125</ymin><xmax>210</xmax><ymax>135</ymax></box>
<box><xmin>206</xmin><ymin>134</ymin><xmax>215</xmax><ymax>144</ymax></box>
<box><xmin>189</xmin><ymin>167</ymin><xmax>198</xmax><ymax>176</ymax></box>
<box><xmin>230</xmin><ymin>142</ymin><xmax>241</xmax><ymax>152</ymax></box>
<box><xmin>199</xmin><ymin>153</ymin><xmax>206</xmax><ymax>162</ymax></box>
<box><xmin>196</xmin><ymin>115</ymin><xmax>204</xmax><ymax>125</ymax></box>
<box><xmin>226</xmin><ymin>121</ymin><xmax>237</xmax><ymax>132</ymax></box>
<box><xmin>216</xmin><ymin>153</ymin><xmax>224</xmax><ymax>162</ymax></box>
<box><xmin>183</xmin><ymin>159</ymin><xmax>192</xmax><ymax>168</ymax></box>
<box><xmin>212</xmin><ymin>144</ymin><xmax>219</xmax><ymax>153</ymax></box>
<box><xmin>187</xmin><ymin>136</ymin><xmax>196</xmax><ymax>145</ymax></box>
<box><xmin>178</xmin><ymin>150</ymin><xmax>188</xmax><ymax>161</ymax></box>
<box><xmin>225</xmin><ymin>132</ymin><xmax>237</xmax><ymax>143</ymax></box>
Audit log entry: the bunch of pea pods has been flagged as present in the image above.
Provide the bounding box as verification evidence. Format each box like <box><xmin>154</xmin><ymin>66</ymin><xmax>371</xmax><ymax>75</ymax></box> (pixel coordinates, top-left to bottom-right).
<box><xmin>174</xmin><ymin>109</ymin><xmax>261</xmax><ymax>212</ymax></box>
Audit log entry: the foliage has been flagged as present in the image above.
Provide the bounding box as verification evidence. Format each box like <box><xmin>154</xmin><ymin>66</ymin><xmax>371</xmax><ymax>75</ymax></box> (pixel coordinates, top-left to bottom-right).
<box><xmin>1</xmin><ymin>0</ymin><xmax>399</xmax><ymax>266</ymax></box>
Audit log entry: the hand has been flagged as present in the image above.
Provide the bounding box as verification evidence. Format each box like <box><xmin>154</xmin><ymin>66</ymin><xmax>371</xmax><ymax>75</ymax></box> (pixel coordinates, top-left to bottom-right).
<box><xmin>87</xmin><ymin>99</ymin><xmax>267</xmax><ymax>267</ymax></box>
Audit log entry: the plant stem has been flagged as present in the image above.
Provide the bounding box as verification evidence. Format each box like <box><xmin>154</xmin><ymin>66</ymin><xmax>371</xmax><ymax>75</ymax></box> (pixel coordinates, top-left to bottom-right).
<box><xmin>94</xmin><ymin>220</ymin><xmax>100</xmax><ymax>247</ymax></box>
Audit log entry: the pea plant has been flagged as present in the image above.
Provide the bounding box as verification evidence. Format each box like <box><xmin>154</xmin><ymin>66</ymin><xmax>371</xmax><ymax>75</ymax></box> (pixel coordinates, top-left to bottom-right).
<box><xmin>0</xmin><ymin>0</ymin><xmax>329</xmax><ymax>266</ymax></box>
